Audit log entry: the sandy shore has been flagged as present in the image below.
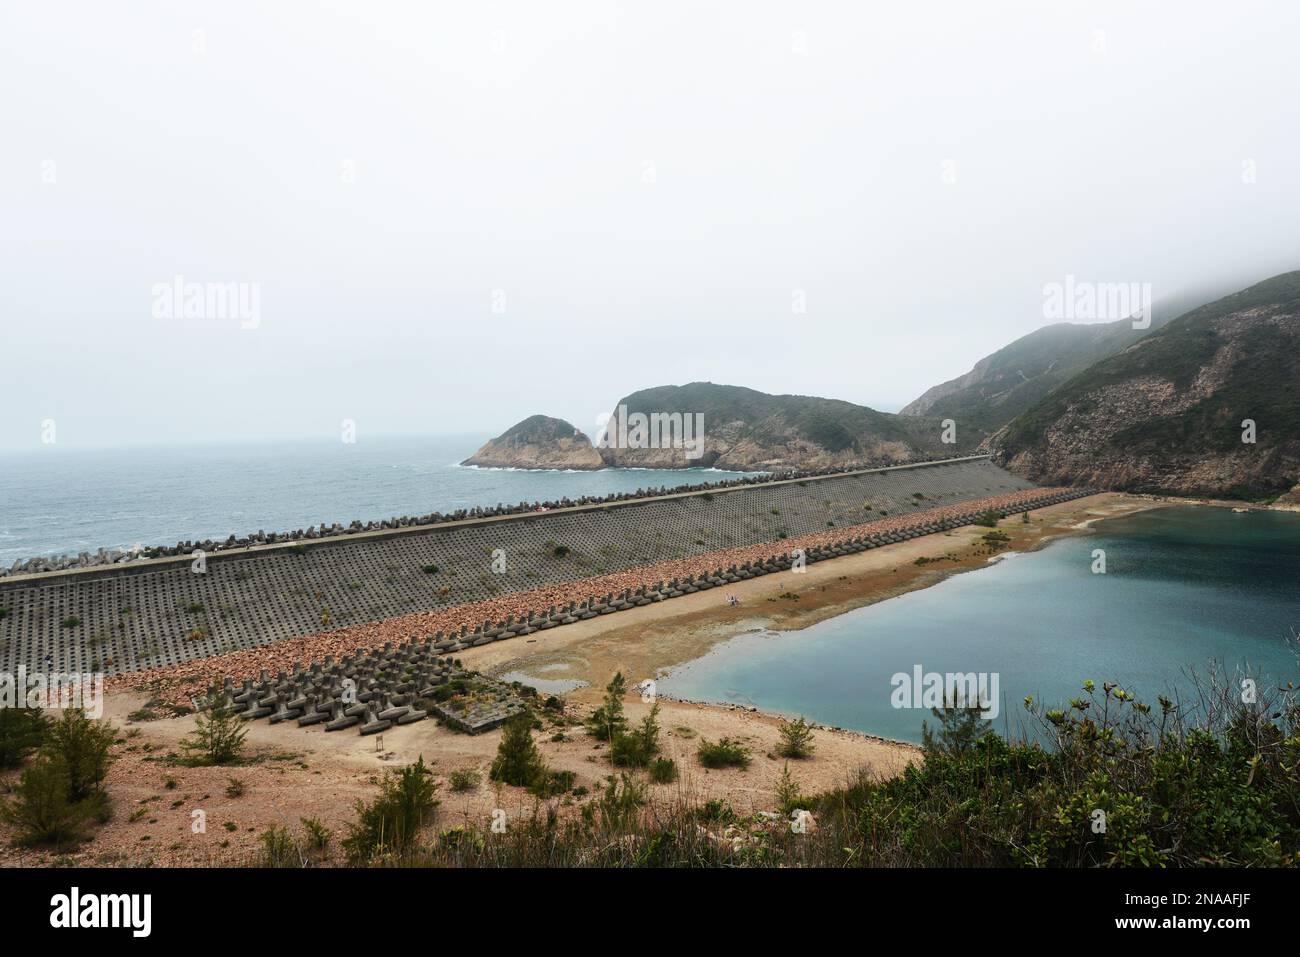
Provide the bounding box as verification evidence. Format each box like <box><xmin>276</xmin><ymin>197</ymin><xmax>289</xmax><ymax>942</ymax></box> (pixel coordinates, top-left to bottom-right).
<box><xmin>1</xmin><ymin>492</ymin><xmax>1160</xmax><ymax>867</ymax></box>
<box><xmin>456</xmin><ymin>492</ymin><xmax>1159</xmax><ymax>702</ymax></box>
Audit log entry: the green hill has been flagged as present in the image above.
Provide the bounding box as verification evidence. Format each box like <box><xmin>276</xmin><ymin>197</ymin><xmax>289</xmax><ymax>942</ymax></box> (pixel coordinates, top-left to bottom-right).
<box><xmin>599</xmin><ymin>382</ymin><xmax>975</xmax><ymax>470</ymax></box>
<box><xmin>992</xmin><ymin>271</ymin><xmax>1300</xmax><ymax>498</ymax></box>
<box><xmin>900</xmin><ymin>287</ymin><xmax>1229</xmax><ymax>436</ymax></box>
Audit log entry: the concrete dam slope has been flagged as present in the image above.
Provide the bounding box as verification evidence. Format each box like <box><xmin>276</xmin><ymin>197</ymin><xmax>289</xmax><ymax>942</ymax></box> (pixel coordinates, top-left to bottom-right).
<box><xmin>0</xmin><ymin>456</ymin><xmax>1035</xmax><ymax>678</ymax></box>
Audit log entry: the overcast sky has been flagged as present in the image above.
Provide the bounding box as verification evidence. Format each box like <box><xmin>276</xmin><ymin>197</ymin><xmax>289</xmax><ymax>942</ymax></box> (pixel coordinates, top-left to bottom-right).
<box><xmin>2</xmin><ymin>1</ymin><xmax>1298</xmax><ymax>450</ymax></box>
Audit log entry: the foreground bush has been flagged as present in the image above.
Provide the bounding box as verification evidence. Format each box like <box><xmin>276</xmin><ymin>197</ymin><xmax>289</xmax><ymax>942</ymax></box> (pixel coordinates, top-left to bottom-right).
<box><xmin>44</xmin><ymin>708</ymin><xmax>116</xmax><ymax>802</ymax></box>
<box><xmin>814</xmin><ymin>675</ymin><xmax>1300</xmax><ymax>867</ymax></box>
<box><xmin>332</xmin><ymin>668</ymin><xmax>1299</xmax><ymax>869</ymax></box>
<box><xmin>343</xmin><ymin>757</ymin><xmax>439</xmax><ymax>864</ymax></box>
<box><xmin>1</xmin><ymin>709</ymin><xmax>116</xmax><ymax>847</ymax></box>
<box><xmin>0</xmin><ymin>708</ymin><xmax>51</xmax><ymax>769</ymax></box>
<box><xmin>0</xmin><ymin>756</ymin><xmax>93</xmax><ymax>848</ymax></box>
<box><xmin>259</xmin><ymin>824</ymin><xmax>301</xmax><ymax>868</ymax></box>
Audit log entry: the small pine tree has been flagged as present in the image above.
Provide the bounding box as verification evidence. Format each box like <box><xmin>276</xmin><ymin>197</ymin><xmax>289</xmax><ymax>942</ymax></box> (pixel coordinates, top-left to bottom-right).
<box><xmin>921</xmin><ymin>693</ymin><xmax>991</xmax><ymax>756</ymax></box>
<box><xmin>775</xmin><ymin>762</ymin><xmax>807</xmax><ymax>816</ymax></box>
<box><xmin>0</xmin><ymin>755</ymin><xmax>91</xmax><ymax>847</ymax></box>
<box><xmin>489</xmin><ymin>712</ymin><xmax>547</xmax><ymax>787</ymax></box>
<box><xmin>776</xmin><ymin>716</ymin><xmax>816</xmax><ymax>759</ymax></box>
<box><xmin>181</xmin><ymin>694</ymin><xmax>248</xmax><ymax>766</ymax></box>
<box><xmin>43</xmin><ymin>708</ymin><xmax>116</xmax><ymax>802</ymax></box>
<box><xmin>343</xmin><ymin>757</ymin><xmax>438</xmax><ymax>864</ymax></box>
<box><xmin>586</xmin><ymin>672</ymin><xmax>629</xmax><ymax>741</ymax></box>
<box><xmin>0</xmin><ymin>707</ymin><xmax>52</xmax><ymax>769</ymax></box>
<box><xmin>611</xmin><ymin>702</ymin><xmax>661</xmax><ymax>767</ymax></box>
<box><xmin>636</xmin><ymin>701</ymin><xmax>661</xmax><ymax>755</ymax></box>
<box><xmin>258</xmin><ymin>824</ymin><xmax>302</xmax><ymax>868</ymax></box>
<box><xmin>596</xmin><ymin>773</ymin><xmax>646</xmax><ymax>831</ymax></box>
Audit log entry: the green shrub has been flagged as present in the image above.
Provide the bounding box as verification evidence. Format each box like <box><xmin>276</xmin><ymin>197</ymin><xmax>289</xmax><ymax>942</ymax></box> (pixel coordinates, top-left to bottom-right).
<box><xmin>529</xmin><ymin>768</ymin><xmax>576</xmax><ymax>799</ymax></box>
<box><xmin>974</xmin><ymin>509</ymin><xmax>1001</xmax><ymax>527</ymax></box>
<box><xmin>448</xmin><ymin>767</ymin><xmax>480</xmax><ymax>793</ymax></box>
<box><xmin>586</xmin><ymin>672</ymin><xmax>629</xmax><ymax>742</ymax></box>
<box><xmin>0</xmin><ymin>756</ymin><xmax>93</xmax><ymax>847</ymax></box>
<box><xmin>489</xmin><ymin>713</ymin><xmax>548</xmax><ymax>788</ymax></box>
<box><xmin>697</xmin><ymin>798</ymin><xmax>734</xmax><ymax>823</ymax></box>
<box><xmin>44</xmin><ymin>709</ymin><xmax>116</xmax><ymax>802</ymax></box>
<box><xmin>343</xmin><ymin>757</ymin><xmax>439</xmax><ymax>864</ymax></box>
<box><xmin>809</xmin><ymin>677</ymin><xmax>1300</xmax><ymax>867</ymax></box>
<box><xmin>921</xmin><ymin>695</ymin><xmax>990</xmax><ymax>756</ymax></box>
<box><xmin>420</xmin><ymin>564</ymin><xmax>439</xmax><ymax>575</ymax></box>
<box><xmin>775</xmin><ymin>762</ymin><xmax>809</xmax><ymax>815</ymax></box>
<box><xmin>0</xmin><ymin>708</ymin><xmax>52</xmax><ymax>769</ymax></box>
<box><xmin>596</xmin><ymin>773</ymin><xmax>646</xmax><ymax>830</ymax></box>
<box><xmin>301</xmin><ymin>816</ymin><xmax>332</xmax><ymax>851</ymax></box>
<box><xmin>179</xmin><ymin>695</ymin><xmax>248</xmax><ymax>766</ymax></box>
<box><xmin>611</xmin><ymin>702</ymin><xmax>661</xmax><ymax>768</ymax></box>
<box><xmin>224</xmin><ymin>777</ymin><xmax>246</xmax><ymax>798</ymax></box>
<box><xmin>697</xmin><ymin>737</ymin><xmax>751</xmax><ymax>769</ymax></box>
<box><xmin>259</xmin><ymin>824</ymin><xmax>301</xmax><ymax>867</ymax></box>
<box><xmin>776</xmin><ymin>716</ymin><xmax>816</xmax><ymax>759</ymax></box>
<box><xmin>649</xmin><ymin>757</ymin><xmax>678</xmax><ymax>784</ymax></box>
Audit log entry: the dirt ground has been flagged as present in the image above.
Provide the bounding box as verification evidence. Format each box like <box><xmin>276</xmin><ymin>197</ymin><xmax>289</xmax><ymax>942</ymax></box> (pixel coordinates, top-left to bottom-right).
<box><xmin>0</xmin><ymin>492</ymin><xmax>1159</xmax><ymax>867</ymax></box>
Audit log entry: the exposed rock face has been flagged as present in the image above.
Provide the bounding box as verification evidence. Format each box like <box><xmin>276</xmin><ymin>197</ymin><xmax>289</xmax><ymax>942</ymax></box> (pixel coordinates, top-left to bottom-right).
<box><xmin>900</xmin><ymin>284</ymin><xmax>1233</xmax><ymax>435</ymax></box>
<box><xmin>992</xmin><ymin>272</ymin><xmax>1300</xmax><ymax>499</ymax></box>
<box><xmin>595</xmin><ymin>382</ymin><xmax>967</xmax><ymax>470</ymax></box>
<box><xmin>461</xmin><ymin>415</ymin><xmax>603</xmax><ymax>470</ymax></box>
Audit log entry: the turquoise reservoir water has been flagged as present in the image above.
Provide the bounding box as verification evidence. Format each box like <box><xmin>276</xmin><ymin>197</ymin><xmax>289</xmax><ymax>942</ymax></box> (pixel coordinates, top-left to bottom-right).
<box><xmin>658</xmin><ymin>506</ymin><xmax>1300</xmax><ymax>744</ymax></box>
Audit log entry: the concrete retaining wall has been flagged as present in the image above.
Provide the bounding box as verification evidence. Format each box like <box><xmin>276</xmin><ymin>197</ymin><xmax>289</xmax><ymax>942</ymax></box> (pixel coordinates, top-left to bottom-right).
<box><xmin>0</xmin><ymin>456</ymin><xmax>1035</xmax><ymax>677</ymax></box>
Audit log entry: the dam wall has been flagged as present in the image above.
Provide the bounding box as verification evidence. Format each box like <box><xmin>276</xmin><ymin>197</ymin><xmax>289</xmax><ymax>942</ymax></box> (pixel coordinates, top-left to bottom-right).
<box><xmin>0</xmin><ymin>456</ymin><xmax>1035</xmax><ymax>677</ymax></box>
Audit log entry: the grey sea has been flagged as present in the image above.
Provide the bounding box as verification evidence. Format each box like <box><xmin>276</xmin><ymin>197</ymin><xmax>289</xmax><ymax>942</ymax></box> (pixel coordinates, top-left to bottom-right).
<box><xmin>0</xmin><ymin>434</ymin><xmax>752</xmax><ymax>566</ymax></box>
<box><xmin>659</xmin><ymin>505</ymin><xmax>1300</xmax><ymax>744</ymax></box>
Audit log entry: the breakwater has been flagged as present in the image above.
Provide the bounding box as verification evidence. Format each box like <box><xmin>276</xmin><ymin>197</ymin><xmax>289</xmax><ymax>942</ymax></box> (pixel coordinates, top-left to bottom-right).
<box><xmin>1</xmin><ymin>456</ymin><xmax>1047</xmax><ymax>677</ymax></box>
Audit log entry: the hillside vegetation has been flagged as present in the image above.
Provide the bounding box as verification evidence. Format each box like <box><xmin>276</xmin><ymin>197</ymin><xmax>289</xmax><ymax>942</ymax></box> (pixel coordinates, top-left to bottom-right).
<box><xmin>901</xmin><ymin>286</ymin><xmax>1230</xmax><ymax>435</ymax></box>
<box><xmin>328</xmin><ymin>669</ymin><xmax>1299</xmax><ymax>868</ymax></box>
<box><xmin>598</xmin><ymin>382</ymin><xmax>976</xmax><ymax>470</ymax></box>
<box><xmin>993</xmin><ymin>271</ymin><xmax>1300</xmax><ymax>499</ymax></box>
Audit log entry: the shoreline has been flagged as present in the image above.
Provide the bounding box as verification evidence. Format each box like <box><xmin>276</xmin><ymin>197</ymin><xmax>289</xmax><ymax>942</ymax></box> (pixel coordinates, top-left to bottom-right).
<box><xmin>460</xmin><ymin>491</ymin><xmax>1164</xmax><ymax>747</ymax></box>
<box><xmin>646</xmin><ymin>493</ymin><xmax>1300</xmax><ymax>745</ymax></box>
